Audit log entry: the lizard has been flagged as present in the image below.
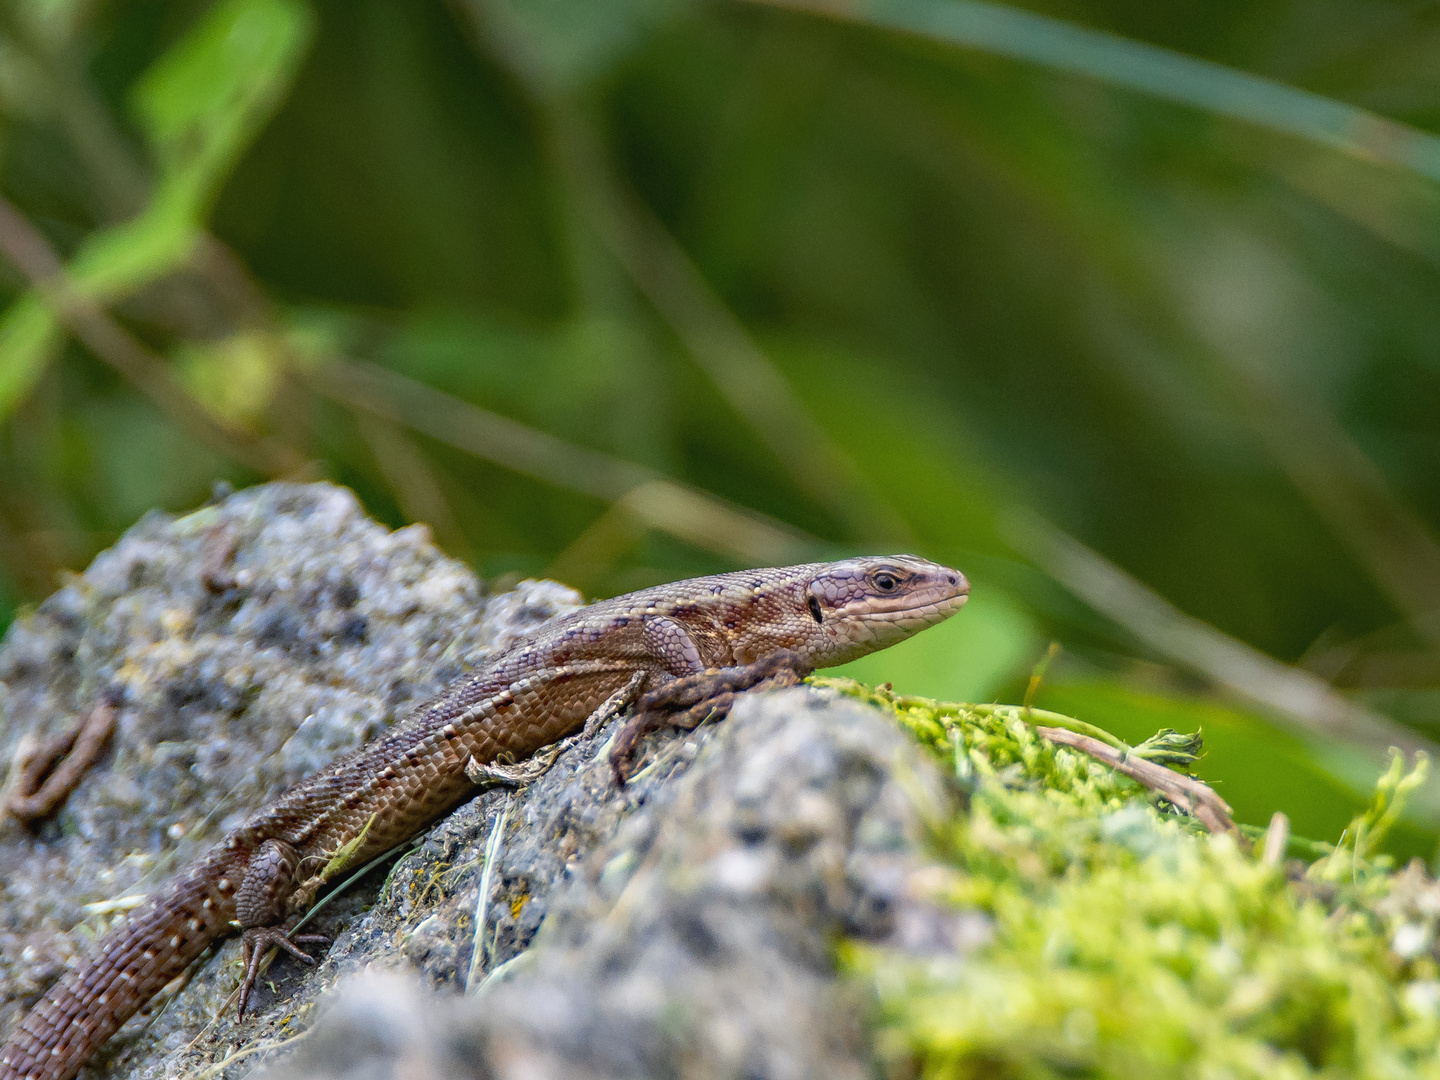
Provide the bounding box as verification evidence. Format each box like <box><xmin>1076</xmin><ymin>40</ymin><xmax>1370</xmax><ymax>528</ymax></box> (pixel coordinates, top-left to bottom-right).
<box><xmin>0</xmin><ymin>554</ymin><xmax>968</xmax><ymax>1080</ymax></box>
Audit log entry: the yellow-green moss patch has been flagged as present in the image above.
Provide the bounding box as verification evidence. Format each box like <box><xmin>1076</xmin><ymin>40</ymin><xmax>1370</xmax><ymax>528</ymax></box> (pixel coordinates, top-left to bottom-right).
<box><xmin>819</xmin><ymin>678</ymin><xmax>1440</xmax><ymax>1080</ymax></box>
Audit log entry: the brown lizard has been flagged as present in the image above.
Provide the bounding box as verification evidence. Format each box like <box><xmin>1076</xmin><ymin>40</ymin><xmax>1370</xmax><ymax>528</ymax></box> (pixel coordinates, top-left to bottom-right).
<box><xmin>0</xmin><ymin>555</ymin><xmax>968</xmax><ymax>1080</ymax></box>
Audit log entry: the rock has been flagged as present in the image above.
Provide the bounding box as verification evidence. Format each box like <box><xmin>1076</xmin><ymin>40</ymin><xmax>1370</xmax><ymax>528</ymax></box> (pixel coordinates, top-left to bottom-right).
<box><xmin>0</xmin><ymin>483</ymin><xmax>579</xmax><ymax>1078</ymax></box>
<box><xmin>255</xmin><ymin>688</ymin><xmax>960</xmax><ymax>1080</ymax></box>
<box><xmin>0</xmin><ymin>482</ymin><xmax>955</xmax><ymax>1080</ymax></box>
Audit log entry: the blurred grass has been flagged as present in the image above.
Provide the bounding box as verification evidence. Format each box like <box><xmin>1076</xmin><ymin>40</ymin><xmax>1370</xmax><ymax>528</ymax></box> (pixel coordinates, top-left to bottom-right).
<box><xmin>2</xmin><ymin>0</ymin><xmax>1440</xmax><ymax>862</ymax></box>
<box><xmin>774</xmin><ymin>0</ymin><xmax>1440</xmax><ymax>179</ymax></box>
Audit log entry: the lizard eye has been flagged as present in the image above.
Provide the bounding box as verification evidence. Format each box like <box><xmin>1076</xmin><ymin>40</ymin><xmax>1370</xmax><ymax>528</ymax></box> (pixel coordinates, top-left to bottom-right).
<box><xmin>873</xmin><ymin>572</ymin><xmax>898</xmax><ymax>592</ymax></box>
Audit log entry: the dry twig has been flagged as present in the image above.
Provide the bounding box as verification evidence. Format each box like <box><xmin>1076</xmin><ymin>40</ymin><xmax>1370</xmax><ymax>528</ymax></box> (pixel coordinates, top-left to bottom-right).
<box><xmin>1035</xmin><ymin>724</ymin><xmax>1240</xmax><ymax>838</ymax></box>
<box><xmin>4</xmin><ymin>701</ymin><xmax>117</xmax><ymax>822</ymax></box>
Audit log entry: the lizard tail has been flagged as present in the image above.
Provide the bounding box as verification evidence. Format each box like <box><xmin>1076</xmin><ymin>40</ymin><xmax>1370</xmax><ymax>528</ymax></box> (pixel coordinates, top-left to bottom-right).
<box><xmin>0</xmin><ymin>853</ymin><xmax>235</xmax><ymax>1080</ymax></box>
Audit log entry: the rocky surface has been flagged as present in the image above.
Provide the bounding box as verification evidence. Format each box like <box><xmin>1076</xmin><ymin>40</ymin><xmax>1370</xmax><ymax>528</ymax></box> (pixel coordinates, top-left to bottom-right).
<box><xmin>0</xmin><ymin>482</ymin><xmax>960</xmax><ymax>1080</ymax></box>
<box><xmin>0</xmin><ymin>483</ymin><xmax>580</xmax><ymax>1077</ymax></box>
<box><xmin>255</xmin><ymin>688</ymin><xmax>967</xmax><ymax>1080</ymax></box>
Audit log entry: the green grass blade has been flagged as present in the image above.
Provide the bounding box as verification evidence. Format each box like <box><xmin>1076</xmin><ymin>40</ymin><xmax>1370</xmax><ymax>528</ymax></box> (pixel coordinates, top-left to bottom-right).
<box><xmin>759</xmin><ymin>0</ymin><xmax>1440</xmax><ymax>181</ymax></box>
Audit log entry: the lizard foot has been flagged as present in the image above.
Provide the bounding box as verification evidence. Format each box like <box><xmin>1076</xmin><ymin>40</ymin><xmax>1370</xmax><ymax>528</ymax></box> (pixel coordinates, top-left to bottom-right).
<box><xmin>467</xmin><ymin>670</ymin><xmax>648</xmax><ymax>788</ymax></box>
<box><xmin>610</xmin><ymin>651</ymin><xmax>812</xmax><ymax>786</ymax></box>
<box><xmin>466</xmin><ymin>741</ymin><xmax>566</xmax><ymax>787</ymax></box>
<box><xmin>237</xmin><ymin>927</ymin><xmax>329</xmax><ymax>1019</ymax></box>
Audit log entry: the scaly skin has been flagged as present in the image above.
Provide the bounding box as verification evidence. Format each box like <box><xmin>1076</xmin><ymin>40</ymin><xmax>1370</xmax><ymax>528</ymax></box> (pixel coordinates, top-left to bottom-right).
<box><xmin>0</xmin><ymin>555</ymin><xmax>968</xmax><ymax>1080</ymax></box>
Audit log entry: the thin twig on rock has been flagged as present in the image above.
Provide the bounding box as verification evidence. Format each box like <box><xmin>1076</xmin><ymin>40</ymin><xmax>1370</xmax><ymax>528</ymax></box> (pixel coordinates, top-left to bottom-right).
<box><xmin>4</xmin><ymin>701</ymin><xmax>117</xmax><ymax>822</ymax></box>
<box><xmin>1035</xmin><ymin>724</ymin><xmax>1240</xmax><ymax>838</ymax></box>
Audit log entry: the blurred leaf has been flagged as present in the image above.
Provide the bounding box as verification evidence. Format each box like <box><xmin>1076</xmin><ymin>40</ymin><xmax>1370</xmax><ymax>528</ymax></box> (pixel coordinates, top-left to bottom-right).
<box><xmin>0</xmin><ymin>298</ymin><xmax>61</xmax><ymax>418</ymax></box>
<box><xmin>830</xmin><ymin>584</ymin><xmax>1040</xmax><ymax>702</ymax></box>
<box><xmin>0</xmin><ymin>202</ymin><xmax>205</xmax><ymax>417</ymax></box>
<box><xmin>131</xmin><ymin>0</ymin><xmax>314</xmax><ymax>217</ymax></box>
<box><xmin>483</xmin><ymin>0</ymin><xmax>683</xmax><ymax>91</ymax></box>
<box><xmin>177</xmin><ymin>332</ymin><xmax>284</xmax><ymax>426</ymax></box>
<box><xmin>0</xmin><ymin>0</ymin><xmax>314</xmax><ymax>424</ymax></box>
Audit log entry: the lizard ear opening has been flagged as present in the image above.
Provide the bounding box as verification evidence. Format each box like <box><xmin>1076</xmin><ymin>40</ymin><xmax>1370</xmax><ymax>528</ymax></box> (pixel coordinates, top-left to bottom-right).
<box><xmin>807</xmin><ymin>596</ymin><xmax>824</xmax><ymax>624</ymax></box>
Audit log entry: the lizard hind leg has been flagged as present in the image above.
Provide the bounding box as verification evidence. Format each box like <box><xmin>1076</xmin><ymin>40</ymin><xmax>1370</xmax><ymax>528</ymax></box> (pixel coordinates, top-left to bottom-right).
<box><xmin>237</xmin><ymin>924</ymin><xmax>328</xmax><ymax>1020</ymax></box>
<box><xmin>234</xmin><ymin>839</ymin><xmax>328</xmax><ymax>1018</ymax></box>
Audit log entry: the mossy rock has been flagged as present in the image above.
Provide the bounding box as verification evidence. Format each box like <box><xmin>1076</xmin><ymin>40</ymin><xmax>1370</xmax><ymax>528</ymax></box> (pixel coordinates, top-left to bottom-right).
<box><xmin>819</xmin><ymin>678</ymin><xmax>1440</xmax><ymax>1080</ymax></box>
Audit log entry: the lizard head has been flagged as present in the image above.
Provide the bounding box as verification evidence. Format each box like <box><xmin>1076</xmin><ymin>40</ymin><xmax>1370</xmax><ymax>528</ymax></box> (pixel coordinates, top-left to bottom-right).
<box><xmin>801</xmin><ymin>554</ymin><xmax>969</xmax><ymax>667</ymax></box>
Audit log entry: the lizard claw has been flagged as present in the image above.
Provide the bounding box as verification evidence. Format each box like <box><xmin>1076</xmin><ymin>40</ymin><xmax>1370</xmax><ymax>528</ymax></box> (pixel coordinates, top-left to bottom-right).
<box><xmin>237</xmin><ymin>927</ymin><xmax>328</xmax><ymax>1019</ymax></box>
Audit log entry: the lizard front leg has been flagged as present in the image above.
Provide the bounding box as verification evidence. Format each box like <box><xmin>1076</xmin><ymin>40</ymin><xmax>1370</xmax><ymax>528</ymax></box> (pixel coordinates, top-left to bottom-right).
<box><xmin>611</xmin><ymin>620</ymin><xmax>813</xmax><ymax>784</ymax></box>
<box><xmin>233</xmin><ymin>839</ymin><xmax>329</xmax><ymax>1018</ymax></box>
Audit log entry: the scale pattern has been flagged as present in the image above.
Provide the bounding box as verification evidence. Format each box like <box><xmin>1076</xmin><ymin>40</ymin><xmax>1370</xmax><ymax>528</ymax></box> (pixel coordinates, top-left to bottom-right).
<box><xmin>0</xmin><ymin>555</ymin><xmax>967</xmax><ymax>1080</ymax></box>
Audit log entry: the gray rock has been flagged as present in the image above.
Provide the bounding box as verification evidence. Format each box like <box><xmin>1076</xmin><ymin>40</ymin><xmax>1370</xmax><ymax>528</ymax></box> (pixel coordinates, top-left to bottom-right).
<box><xmin>0</xmin><ymin>483</ymin><xmax>580</xmax><ymax>1078</ymax></box>
<box><xmin>0</xmin><ymin>482</ymin><xmax>964</xmax><ymax>1080</ymax></box>
<box><xmin>255</xmin><ymin>689</ymin><xmax>965</xmax><ymax>1080</ymax></box>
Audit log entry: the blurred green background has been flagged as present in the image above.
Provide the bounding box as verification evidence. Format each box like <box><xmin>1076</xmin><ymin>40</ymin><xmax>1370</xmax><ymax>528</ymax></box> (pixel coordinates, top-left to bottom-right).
<box><xmin>3</xmin><ymin>0</ymin><xmax>1440</xmax><ymax>856</ymax></box>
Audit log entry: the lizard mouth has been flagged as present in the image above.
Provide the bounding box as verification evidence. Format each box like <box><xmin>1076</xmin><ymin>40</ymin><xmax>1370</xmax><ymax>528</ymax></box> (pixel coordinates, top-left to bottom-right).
<box><xmin>833</xmin><ymin>576</ymin><xmax>970</xmax><ymax>625</ymax></box>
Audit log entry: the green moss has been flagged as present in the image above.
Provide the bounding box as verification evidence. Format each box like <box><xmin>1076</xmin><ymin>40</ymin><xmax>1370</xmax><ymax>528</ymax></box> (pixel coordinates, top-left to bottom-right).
<box><xmin>817</xmin><ymin>678</ymin><xmax>1440</xmax><ymax>1079</ymax></box>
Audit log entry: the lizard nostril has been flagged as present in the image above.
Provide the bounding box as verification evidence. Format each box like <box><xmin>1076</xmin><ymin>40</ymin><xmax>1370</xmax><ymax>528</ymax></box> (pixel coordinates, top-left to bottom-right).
<box><xmin>948</xmin><ymin>575</ymin><xmax>957</xmax><ymax>585</ymax></box>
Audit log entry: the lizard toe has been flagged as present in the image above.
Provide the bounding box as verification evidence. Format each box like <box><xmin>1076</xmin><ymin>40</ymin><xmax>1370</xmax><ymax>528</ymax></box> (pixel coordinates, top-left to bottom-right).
<box><xmin>237</xmin><ymin>927</ymin><xmax>327</xmax><ymax>1018</ymax></box>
